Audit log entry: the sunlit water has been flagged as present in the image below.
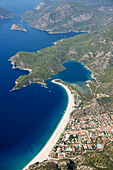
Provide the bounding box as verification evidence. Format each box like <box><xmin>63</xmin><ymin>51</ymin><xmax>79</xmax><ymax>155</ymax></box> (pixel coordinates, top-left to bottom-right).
<box><xmin>0</xmin><ymin>0</ymin><xmax>91</xmax><ymax>169</ymax></box>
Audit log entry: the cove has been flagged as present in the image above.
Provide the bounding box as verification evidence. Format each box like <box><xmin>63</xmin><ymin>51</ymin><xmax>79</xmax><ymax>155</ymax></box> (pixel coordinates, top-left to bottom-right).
<box><xmin>52</xmin><ymin>60</ymin><xmax>92</xmax><ymax>95</ymax></box>
<box><xmin>0</xmin><ymin>0</ymin><xmax>91</xmax><ymax>169</ymax></box>
<box><xmin>0</xmin><ymin>18</ymin><xmax>76</xmax><ymax>170</ymax></box>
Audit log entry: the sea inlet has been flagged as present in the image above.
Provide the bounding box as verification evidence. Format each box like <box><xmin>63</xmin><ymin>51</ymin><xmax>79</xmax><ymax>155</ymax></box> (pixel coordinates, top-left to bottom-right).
<box><xmin>0</xmin><ymin>0</ymin><xmax>91</xmax><ymax>169</ymax></box>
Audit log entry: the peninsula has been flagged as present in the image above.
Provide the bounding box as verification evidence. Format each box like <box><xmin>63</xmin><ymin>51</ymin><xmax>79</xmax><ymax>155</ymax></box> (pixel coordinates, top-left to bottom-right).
<box><xmin>0</xmin><ymin>7</ymin><xmax>16</xmax><ymax>19</ymax></box>
<box><xmin>9</xmin><ymin>26</ymin><xmax>113</xmax><ymax>93</ymax></box>
<box><xmin>10</xmin><ymin>24</ymin><xmax>27</xmax><ymax>32</ymax></box>
<box><xmin>8</xmin><ymin>0</ymin><xmax>113</xmax><ymax>169</ymax></box>
<box><xmin>10</xmin><ymin>26</ymin><xmax>113</xmax><ymax>169</ymax></box>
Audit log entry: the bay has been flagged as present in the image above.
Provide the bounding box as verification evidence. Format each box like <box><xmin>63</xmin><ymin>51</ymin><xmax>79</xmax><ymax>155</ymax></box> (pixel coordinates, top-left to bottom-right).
<box><xmin>0</xmin><ymin>0</ymin><xmax>91</xmax><ymax>169</ymax></box>
<box><xmin>52</xmin><ymin>61</ymin><xmax>92</xmax><ymax>95</ymax></box>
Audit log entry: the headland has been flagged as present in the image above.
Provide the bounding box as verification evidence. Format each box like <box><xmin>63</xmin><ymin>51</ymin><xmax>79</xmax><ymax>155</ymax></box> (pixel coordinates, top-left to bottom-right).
<box><xmin>11</xmin><ymin>24</ymin><xmax>27</xmax><ymax>32</ymax></box>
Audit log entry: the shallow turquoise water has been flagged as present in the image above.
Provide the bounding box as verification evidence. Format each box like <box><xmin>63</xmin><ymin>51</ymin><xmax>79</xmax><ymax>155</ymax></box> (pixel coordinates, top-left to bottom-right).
<box><xmin>0</xmin><ymin>1</ymin><xmax>91</xmax><ymax>169</ymax></box>
<box><xmin>52</xmin><ymin>61</ymin><xmax>92</xmax><ymax>95</ymax></box>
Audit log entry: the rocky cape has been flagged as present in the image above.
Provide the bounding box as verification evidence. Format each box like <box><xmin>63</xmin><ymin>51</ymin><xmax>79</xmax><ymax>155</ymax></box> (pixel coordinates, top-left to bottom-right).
<box><xmin>8</xmin><ymin>1</ymin><xmax>113</xmax><ymax>170</ymax></box>
<box><xmin>10</xmin><ymin>24</ymin><xmax>27</xmax><ymax>32</ymax></box>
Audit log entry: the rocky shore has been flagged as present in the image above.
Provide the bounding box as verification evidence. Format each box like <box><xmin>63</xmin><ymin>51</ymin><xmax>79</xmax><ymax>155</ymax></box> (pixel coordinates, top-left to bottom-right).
<box><xmin>11</xmin><ymin>24</ymin><xmax>27</xmax><ymax>32</ymax></box>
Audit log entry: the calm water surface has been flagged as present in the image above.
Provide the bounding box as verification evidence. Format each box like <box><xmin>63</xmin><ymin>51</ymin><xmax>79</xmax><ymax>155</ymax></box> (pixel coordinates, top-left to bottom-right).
<box><xmin>53</xmin><ymin>61</ymin><xmax>92</xmax><ymax>95</ymax></box>
<box><xmin>0</xmin><ymin>0</ymin><xmax>91</xmax><ymax>169</ymax></box>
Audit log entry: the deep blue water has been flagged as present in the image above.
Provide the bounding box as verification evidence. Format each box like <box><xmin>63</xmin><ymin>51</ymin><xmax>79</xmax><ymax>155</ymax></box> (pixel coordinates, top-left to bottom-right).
<box><xmin>53</xmin><ymin>61</ymin><xmax>91</xmax><ymax>82</ymax></box>
<box><xmin>0</xmin><ymin>0</ymin><xmax>91</xmax><ymax>170</ymax></box>
<box><xmin>0</xmin><ymin>0</ymin><xmax>41</xmax><ymax>15</ymax></box>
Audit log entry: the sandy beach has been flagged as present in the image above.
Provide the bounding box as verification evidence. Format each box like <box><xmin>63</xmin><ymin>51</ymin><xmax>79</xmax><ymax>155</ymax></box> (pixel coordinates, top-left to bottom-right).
<box><xmin>23</xmin><ymin>80</ymin><xmax>75</xmax><ymax>170</ymax></box>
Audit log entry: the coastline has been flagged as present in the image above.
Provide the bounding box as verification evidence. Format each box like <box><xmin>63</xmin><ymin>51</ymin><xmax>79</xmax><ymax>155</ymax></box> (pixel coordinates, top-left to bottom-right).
<box><xmin>23</xmin><ymin>79</ymin><xmax>75</xmax><ymax>170</ymax></box>
<box><xmin>21</xmin><ymin>18</ymin><xmax>87</xmax><ymax>34</ymax></box>
<box><xmin>10</xmin><ymin>24</ymin><xmax>27</xmax><ymax>32</ymax></box>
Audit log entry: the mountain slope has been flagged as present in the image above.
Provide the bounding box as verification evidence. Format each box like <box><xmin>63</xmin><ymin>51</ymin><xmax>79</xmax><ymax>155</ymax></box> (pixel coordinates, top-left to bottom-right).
<box><xmin>9</xmin><ymin>25</ymin><xmax>113</xmax><ymax>99</ymax></box>
<box><xmin>10</xmin><ymin>26</ymin><xmax>113</xmax><ymax>170</ymax></box>
<box><xmin>22</xmin><ymin>0</ymin><xmax>113</xmax><ymax>33</ymax></box>
<box><xmin>72</xmin><ymin>0</ymin><xmax>113</xmax><ymax>15</ymax></box>
<box><xmin>0</xmin><ymin>7</ymin><xmax>16</xmax><ymax>19</ymax></box>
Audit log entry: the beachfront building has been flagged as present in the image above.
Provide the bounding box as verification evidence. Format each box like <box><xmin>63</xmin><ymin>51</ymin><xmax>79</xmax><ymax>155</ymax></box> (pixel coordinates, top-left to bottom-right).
<box><xmin>50</xmin><ymin>113</ymin><xmax>113</xmax><ymax>159</ymax></box>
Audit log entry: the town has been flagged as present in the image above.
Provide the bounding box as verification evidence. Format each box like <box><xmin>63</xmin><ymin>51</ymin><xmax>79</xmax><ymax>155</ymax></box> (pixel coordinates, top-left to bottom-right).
<box><xmin>51</xmin><ymin>113</ymin><xmax>113</xmax><ymax>159</ymax></box>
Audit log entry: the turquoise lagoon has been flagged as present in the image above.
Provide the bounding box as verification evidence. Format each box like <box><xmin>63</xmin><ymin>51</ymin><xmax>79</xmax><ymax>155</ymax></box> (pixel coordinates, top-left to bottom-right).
<box><xmin>0</xmin><ymin>0</ymin><xmax>91</xmax><ymax>169</ymax></box>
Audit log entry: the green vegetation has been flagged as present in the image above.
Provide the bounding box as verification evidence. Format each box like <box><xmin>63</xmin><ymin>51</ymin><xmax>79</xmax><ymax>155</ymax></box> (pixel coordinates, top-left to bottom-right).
<box><xmin>7</xmin><ymin>1</ymin><xmax>113</xmax><ymax>169</ymax></box>
<box><xmin>0</xmin><ymin>7</ymin><xmax>16</xmax><ymax>19</ymax></box>
<box><xmin>84</xmin><ymin>154</ymin><xmax>113</xmax><ymax>169</ymax></box>
<box><xmin>10</xmin><ymin>32</ymin><xmax>94</xmax><ymax>89</ymax></box>
<box><xmin>9</xmin><ymin>25</ymin><xmax>113</xmax><ymax>91</ymax></box>
<box><xmin>96</xmin><ymin>63</ymin><xmax>113</xmax><ymax>111</ymax></box>
<box><xmin>106</xmin><ymin>142</ymin><xmax>113</xmax><ymax>159</ymax></box>
<box><xmin>97</xmin><ymin>96</ymin><xmax>113</xmax><ymax>112</ymax></box>
<box><xmin>82</xmin><ymin>143</ymin><xmax>113</xmax><ymax>169</ymax></box>
<box><xmin>31</xmin><ymin>159</ymin><xmax>77</xmax><ymax>170</ymax></box>
<box><xmin>8</xmin><ymin>1</ymin><xmax>113</xmax><ymax>113</ymax></box>
<box><xmin>22</xmin><ymin>0</ymin><xmax>113</xmax><ymax>33</ymax></box>
<box><xmin>99</xmin><ymin>65</ymin><xmax>113</xmax><ymax>83</ymax></box>
<box><xmin>73</xmin><ymin>0</ymin><xmax>113</xmax><ymax>15</ymax></box>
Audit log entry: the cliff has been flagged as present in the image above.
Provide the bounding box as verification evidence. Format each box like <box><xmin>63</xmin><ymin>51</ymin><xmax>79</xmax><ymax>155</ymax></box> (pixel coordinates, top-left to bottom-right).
<box><xmin>22</xmin><ymin>0</ymin><xmax>113</xmax><ymax>33</ymax></box>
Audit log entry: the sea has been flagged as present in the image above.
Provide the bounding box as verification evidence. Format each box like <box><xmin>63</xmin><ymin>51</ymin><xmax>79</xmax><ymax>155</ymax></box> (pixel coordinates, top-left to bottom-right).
<box><xmin>0</xmin><ymin>0</ymin><xmax>91</xmax><ymax>169</ymax></box>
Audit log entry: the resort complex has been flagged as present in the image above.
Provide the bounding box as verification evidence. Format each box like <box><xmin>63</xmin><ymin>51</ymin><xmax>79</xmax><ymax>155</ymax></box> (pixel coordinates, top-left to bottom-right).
<box><xmin>1</xmin><ymin>0</ymin><xmax>113</xmax><ymax>170</ymax></box>
<box><xmin>51</xmin><ymin>113</ymin><xmax>113</xmax><ymax>159</ymax></box>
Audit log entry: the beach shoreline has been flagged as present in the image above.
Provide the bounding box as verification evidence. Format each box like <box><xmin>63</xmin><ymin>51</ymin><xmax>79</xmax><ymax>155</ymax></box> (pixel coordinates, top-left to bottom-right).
<box><xmin>23</xmin><ymin>79</ymin><xmax>75</xmax><ymax>170</ymax></box>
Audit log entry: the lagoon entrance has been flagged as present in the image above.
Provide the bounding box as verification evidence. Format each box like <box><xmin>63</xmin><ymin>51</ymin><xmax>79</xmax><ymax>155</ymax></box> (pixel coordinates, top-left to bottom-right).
<box><xmin>0</xmin><ymin>0</ymin><xmax>90</xmax><ymax>170</ymax></box>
